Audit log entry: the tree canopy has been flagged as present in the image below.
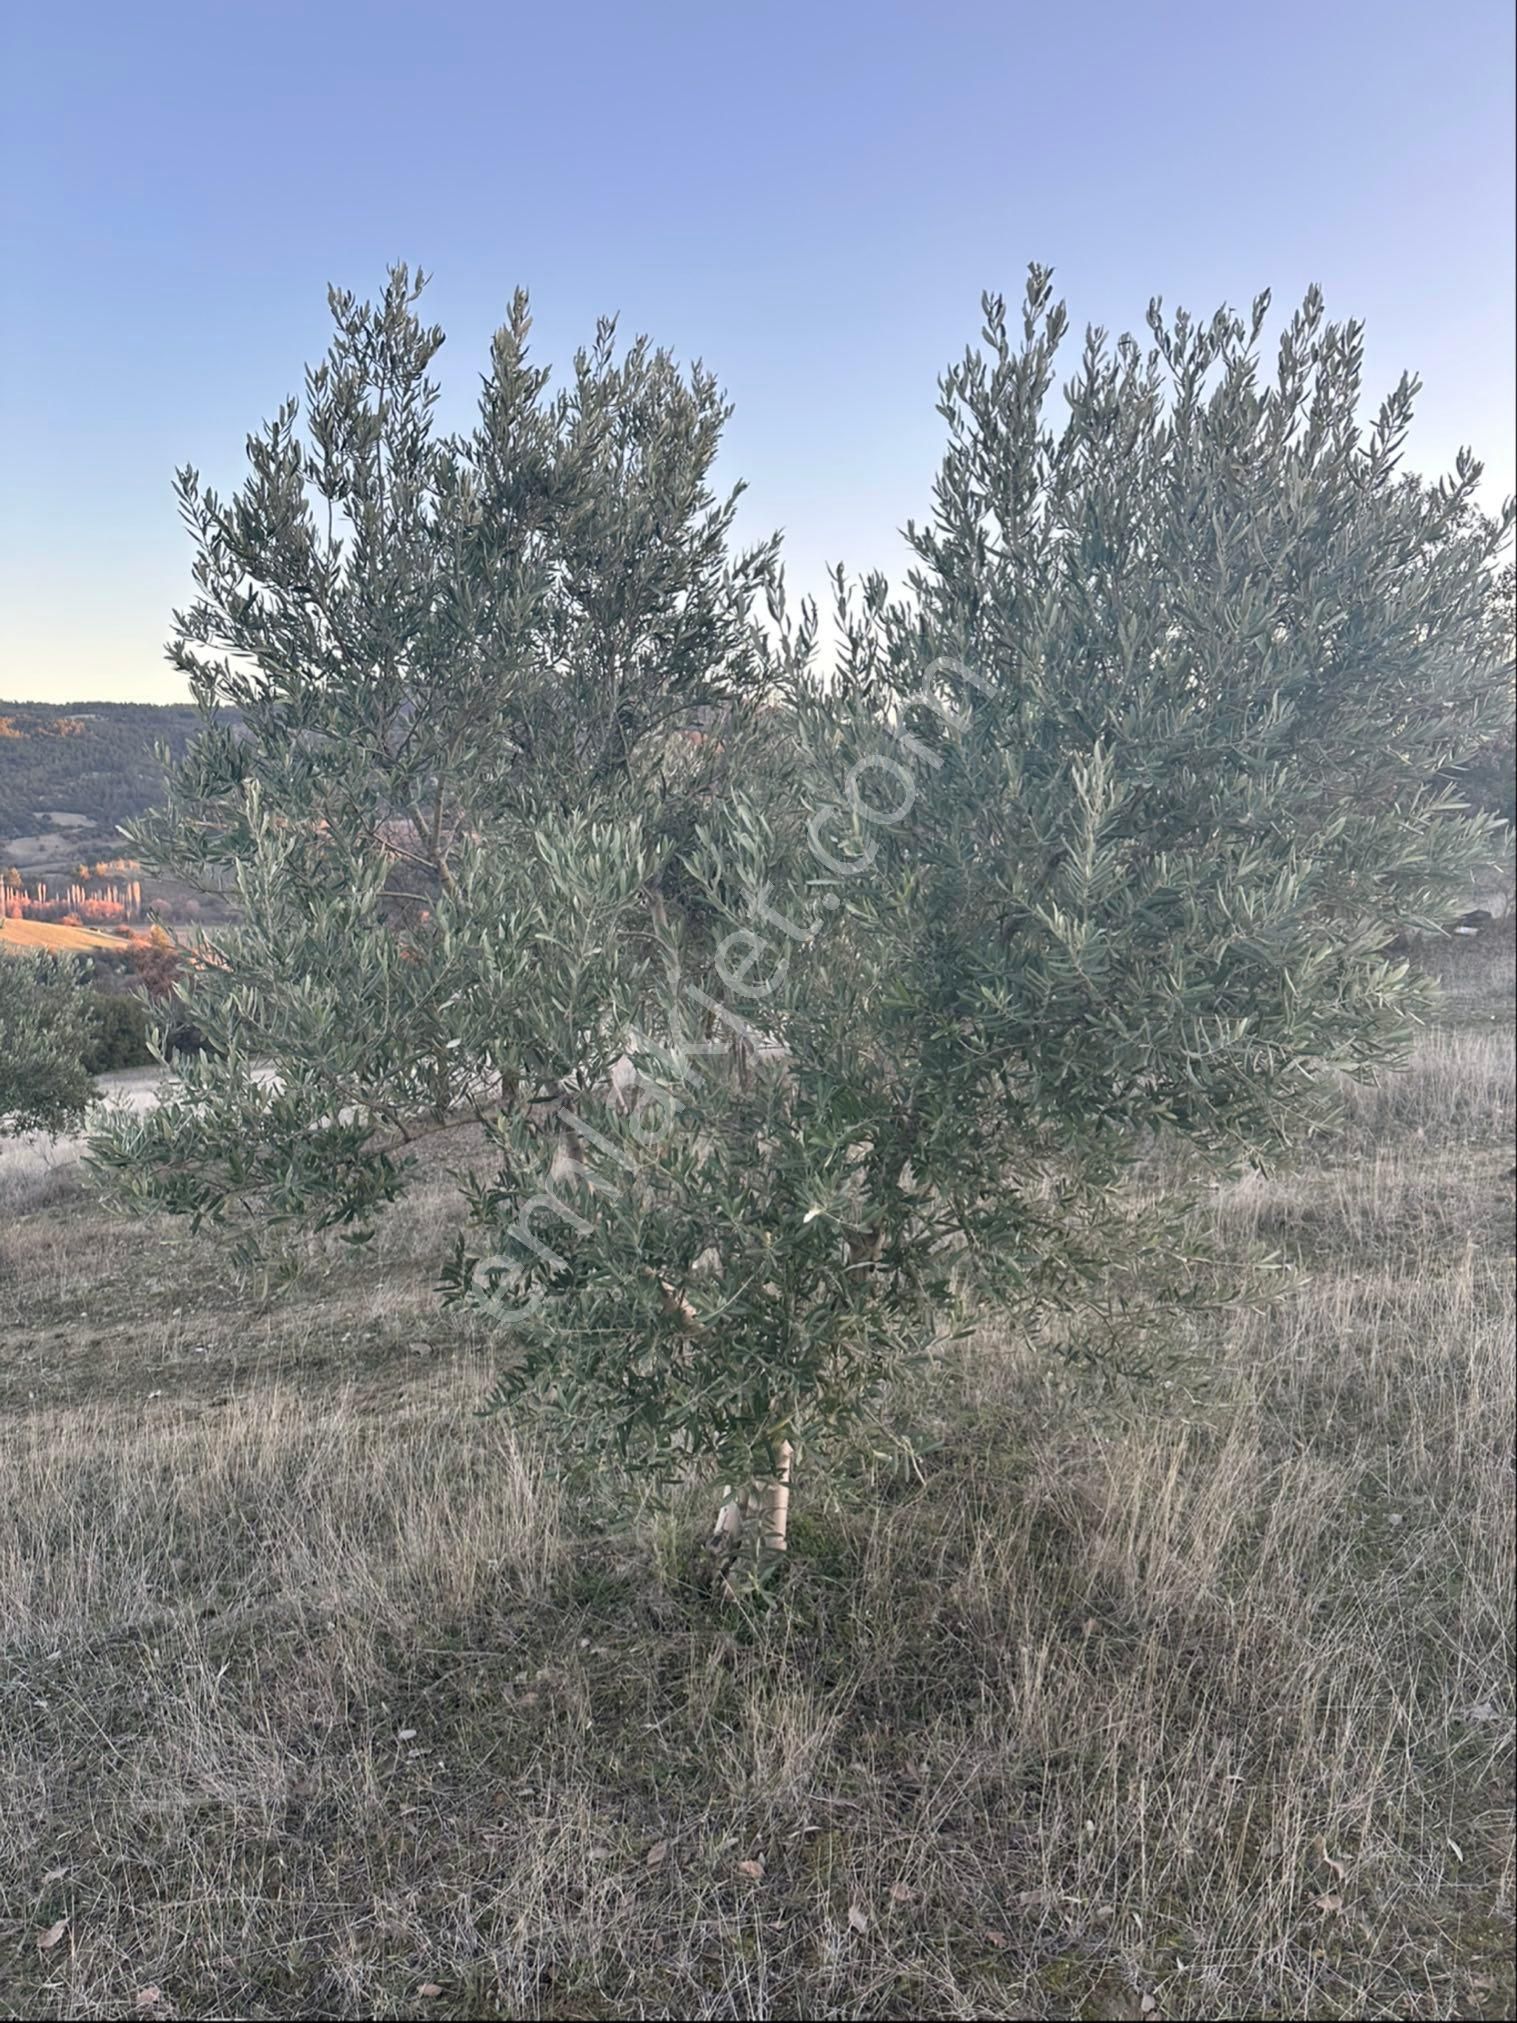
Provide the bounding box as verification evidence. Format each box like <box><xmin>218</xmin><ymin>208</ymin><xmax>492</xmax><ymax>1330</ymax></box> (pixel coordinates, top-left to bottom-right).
<box><xmin>92</xmin><ymin>266</ymin><xmax>1514</xmax><ymax>1550</ymax></box>
<box><xmin>0</xmin><ymin>952</ymin><xmax>97</xmax><ymax>1137</ymax></box>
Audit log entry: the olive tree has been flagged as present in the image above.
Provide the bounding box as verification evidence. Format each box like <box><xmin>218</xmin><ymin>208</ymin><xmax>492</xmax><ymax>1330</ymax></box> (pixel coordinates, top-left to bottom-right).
<box><xmin>0</xmin><ymin>952</ymin><xmax>97</xmax><ymax>1136</ymax></box>
<box><xmin>95</xmin><ymin>268</ymin><xmax>1512</xmax><ymax>1573</ymax></box>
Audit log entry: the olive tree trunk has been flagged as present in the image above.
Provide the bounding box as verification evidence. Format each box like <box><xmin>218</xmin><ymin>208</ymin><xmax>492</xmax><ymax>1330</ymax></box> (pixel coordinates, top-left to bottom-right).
<box><xmin>708</xmin><ymin>1439</ymin><xmax>794</xmax><ymax>1579</ymax></box>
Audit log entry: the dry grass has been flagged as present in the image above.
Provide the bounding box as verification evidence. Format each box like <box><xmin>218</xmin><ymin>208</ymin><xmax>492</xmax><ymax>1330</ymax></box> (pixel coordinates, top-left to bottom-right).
<box><xmin>0</xmin><ymin>917</ymin><xmax>127</xmax><ymax>958</ymax></box>
<box><xmin>1</xmin><ymin>956</ymin><xmax>1512</xmax><ymax>2020</ymax></box>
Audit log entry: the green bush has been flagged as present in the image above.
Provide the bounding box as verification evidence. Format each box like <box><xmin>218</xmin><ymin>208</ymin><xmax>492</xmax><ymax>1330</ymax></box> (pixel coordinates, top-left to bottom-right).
<box><xmin>84</xmin><ymin>991</ymin><xmax>153</xmax><ymax>1074</ymax></box>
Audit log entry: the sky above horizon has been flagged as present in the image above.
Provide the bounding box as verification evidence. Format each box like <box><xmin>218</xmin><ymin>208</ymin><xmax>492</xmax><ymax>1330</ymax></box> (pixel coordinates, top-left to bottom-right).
<box><xmin>1</xmin><ymin>0</ymin><xmax>1513</xmax><ymax>705</ymax></box>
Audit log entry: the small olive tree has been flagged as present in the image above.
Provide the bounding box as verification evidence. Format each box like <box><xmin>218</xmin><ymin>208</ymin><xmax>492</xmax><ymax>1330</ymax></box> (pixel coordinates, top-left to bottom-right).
<box><xmin>96</xmin><ymin>269</ymin><xmax>1512</xmax><ymax>1571</ymax></box>
<box><xmin>0</xmin><ymin>952</ymin><xmax>97</xmax><ymax>1136</ymax></box>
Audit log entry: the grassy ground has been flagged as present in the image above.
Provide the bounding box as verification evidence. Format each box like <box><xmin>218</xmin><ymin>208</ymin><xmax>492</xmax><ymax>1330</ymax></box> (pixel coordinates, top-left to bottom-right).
<box><xmin>1</xmin><ymin>936</ymin><xmax>1512</xmax><ymax>2021</ymax></box>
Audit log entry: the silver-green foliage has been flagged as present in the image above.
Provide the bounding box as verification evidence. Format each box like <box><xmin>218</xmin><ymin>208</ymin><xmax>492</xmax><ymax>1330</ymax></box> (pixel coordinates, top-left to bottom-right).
<box><xmin>94</xmin><ymin>268</ymin><xmax>1513</xmax><ymax>1489</ymax></box>
<box><xmin>0</xmin><ymin>953</ymin><xmax>97</xmax><ymax>1136</ymax></box>
<box><xmin>92</xmin><ymin>268</ymin><xmax>784</xmax><ymax>1254</ymax></box>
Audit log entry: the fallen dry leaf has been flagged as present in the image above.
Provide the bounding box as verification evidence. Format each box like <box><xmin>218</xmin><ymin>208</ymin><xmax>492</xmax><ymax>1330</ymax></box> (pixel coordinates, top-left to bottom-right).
<box><xmin>645</xmin><ymin>1839</ymin><xmax>669</xmax><ymax>1870</ymax></box>
<box><xmin>396</xmin><ymin>1728</ymin><xmax>418</xmax><ymax>1742</ymax></box>
<box><xmin>1309</xmin><ymin>1833</ymin><xmax>1346</xmax><ymax>1882</ymax></box>
<box><xmin>36</xmin><ymin>1918</ymin><xmax>68</xmax><ymax>1952</ymax></box>
<box><xmin>847</xmin><ymin>1902</ymin><xmax>869</xmax><ymax>1934</ymax></box>
<box><xmin>417</xmin><ymin>1984</ymin><xmax>443</xmax><ymax>1999</ymax></box>
<box><xmin>736</xmin><ymin>1858</ymin><xmax>765</xmax><ymax>1880</ymax></box>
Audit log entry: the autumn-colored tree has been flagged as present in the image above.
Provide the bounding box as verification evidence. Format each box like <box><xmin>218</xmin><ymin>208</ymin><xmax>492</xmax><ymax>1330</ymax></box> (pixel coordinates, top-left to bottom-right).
<box><xmin>131</xmin><ymin>924</ymin><xmax>181</xmax><ymax>1004</ymax></box>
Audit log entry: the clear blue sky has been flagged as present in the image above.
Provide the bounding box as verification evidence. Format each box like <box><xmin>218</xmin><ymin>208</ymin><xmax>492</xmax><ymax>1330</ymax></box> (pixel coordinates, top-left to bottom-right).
<box><xmin>2</xmin><ymin>0</ymin><xmax>1512</xmax><ymax>703</ymax></box>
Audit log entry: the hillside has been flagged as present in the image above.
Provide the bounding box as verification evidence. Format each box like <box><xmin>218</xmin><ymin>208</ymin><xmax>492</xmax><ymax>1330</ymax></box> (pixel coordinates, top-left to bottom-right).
<box><xmin>0</xmin><ymin>701</ymin><xmax>201</xmax><ymax>861</ymax></box>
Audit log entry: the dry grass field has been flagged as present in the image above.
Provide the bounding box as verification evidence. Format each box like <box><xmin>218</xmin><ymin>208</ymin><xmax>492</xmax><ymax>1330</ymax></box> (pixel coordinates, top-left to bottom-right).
<box><xmin>1</xmin><ymin>933</ymin><xmax>1512</xmax><ymax>2021</ymax></box>
<box><xmin>0</xmin><ymin>919</ymin><xmax>131</xmax><ymax>959</ymax></box>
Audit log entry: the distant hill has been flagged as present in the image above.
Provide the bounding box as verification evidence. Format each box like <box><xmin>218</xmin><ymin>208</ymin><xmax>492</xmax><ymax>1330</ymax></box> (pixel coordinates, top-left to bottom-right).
<box><xmin>0</xmin><ymin>701</ymin><xmax>201</xmax><ymax>855</ymax></box>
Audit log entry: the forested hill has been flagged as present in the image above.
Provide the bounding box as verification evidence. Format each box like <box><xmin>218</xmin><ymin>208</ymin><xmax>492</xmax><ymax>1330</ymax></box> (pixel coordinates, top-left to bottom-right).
<box><xmin>0</xmin><ymin>701</ymin><xmax>202</xmax><ymax>845</ymax></box>
<box><xmin>2</xmin><ymin>695</ymin><xmax>1508</xmax><ymax>855</ymax></box>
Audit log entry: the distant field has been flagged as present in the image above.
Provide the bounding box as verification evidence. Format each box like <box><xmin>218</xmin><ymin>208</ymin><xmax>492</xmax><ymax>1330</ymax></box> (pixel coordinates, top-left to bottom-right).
<box><xmin>0</xmin><ymin>916</ymin><xmax>132</xmax><ymax>957</ymax></box>
<box><xmin>4</xmin><ymin>833</ymin><xmax>82</xmax><ymax>867</ymax></box>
